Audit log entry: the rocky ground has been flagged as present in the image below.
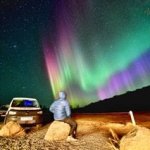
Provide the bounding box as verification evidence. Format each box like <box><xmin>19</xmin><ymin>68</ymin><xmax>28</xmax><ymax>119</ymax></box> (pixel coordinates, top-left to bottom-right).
<box><xmin>0</xmin><ymin>123</ymin><xmax>114</xmax><ymax>150</ymax></box>
<box><xmin>0</xmin><ymin>112</ymin><xmax>150</xmax><ymax>150</ymax></box>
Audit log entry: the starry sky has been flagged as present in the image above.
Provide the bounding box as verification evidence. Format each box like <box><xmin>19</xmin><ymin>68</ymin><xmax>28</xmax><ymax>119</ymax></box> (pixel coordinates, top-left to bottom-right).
<box><xmin>0</xmin><ymin>0</ymin><xmax>150</xmax><ymax>108</ymax></box>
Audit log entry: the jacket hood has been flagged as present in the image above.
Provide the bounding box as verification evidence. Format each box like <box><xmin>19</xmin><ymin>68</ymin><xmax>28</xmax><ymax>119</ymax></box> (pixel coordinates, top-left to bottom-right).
<box><xmin>59</xmin><ymin>91</ymin><xmax>66</xmax><ymax>99</ymax></box>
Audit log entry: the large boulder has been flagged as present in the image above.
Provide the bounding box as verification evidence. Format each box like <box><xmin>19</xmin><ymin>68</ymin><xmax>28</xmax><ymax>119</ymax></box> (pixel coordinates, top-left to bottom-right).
<box><xmin>120</xmin><ymin>126</ymin><xmax>150</xmax><ymax>150</ymax></box>
<box><xmin>0</xmin><ymin>121</ymin><xmax>25</xmax><ymax>137</ymax></box>
<box><xmin>44</xmin><ymin>121</ymin><xmax>70</xmax><ymax>141</ymax></box>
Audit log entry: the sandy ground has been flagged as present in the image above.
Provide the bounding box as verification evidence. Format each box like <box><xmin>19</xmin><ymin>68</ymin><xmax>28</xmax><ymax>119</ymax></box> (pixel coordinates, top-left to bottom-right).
<box><xmin>0</xmin><ymin>112</ymin><xmax>150</xmax><ymax>150</ymax></box>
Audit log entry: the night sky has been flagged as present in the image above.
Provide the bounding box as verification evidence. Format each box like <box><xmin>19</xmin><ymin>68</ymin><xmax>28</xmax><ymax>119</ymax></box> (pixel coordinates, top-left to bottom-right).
<box><xmin>0</xmin><ymin>0</ymin><xmax>150</xmax><ymax>108</ymax></box>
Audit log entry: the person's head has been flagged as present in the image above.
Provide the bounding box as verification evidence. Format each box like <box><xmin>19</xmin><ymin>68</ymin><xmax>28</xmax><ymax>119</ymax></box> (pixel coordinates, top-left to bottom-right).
<box><xmin>59</xmin><ymin>91</ymin><xmax>66</xmax><ymax>99</ymax></box>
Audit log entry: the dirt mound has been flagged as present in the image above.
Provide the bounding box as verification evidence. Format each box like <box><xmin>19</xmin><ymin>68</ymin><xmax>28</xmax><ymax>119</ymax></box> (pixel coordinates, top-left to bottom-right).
<box><xmin>100</xmin><ymin>122</ymin><xmax>135</xmax><ymax>136</ymax></box>
<box><xmin>120</xmin><ymin>126</ymin><xmax>150</xmax><ymax>150</ymax></box>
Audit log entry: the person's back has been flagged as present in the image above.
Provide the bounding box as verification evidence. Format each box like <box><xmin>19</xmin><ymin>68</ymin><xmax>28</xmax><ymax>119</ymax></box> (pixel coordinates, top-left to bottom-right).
<box><xmin>49</xmin><ymin>91</ymin><xmax>77</xmax><ymax>142</ymax></box>
<box><xmin>50</xmin><ymin>97</ymin><xmax>71</xmax><ymax>120</ymax></box>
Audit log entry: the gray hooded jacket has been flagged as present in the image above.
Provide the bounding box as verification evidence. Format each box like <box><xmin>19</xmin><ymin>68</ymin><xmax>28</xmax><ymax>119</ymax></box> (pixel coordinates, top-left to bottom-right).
<box><xmin>49</xmin><ymin>91</ymin><xmax>71</xmax><ymax>120</ymax></box>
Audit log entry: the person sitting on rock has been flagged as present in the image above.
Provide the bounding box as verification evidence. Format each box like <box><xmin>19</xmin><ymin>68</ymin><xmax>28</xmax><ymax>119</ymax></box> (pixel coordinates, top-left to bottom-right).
<box><xmin>49</xmin><ymin>91</ymin><xmax>77</xmax><ymax>142</ymax></box>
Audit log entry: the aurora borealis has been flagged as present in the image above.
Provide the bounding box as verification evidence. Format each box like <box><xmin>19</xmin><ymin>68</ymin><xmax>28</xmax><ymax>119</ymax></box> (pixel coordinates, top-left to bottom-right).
<box><xmin>1</xmin><ymin>0</ymin><xmax>150</xmax><ymax>108</ymax></box>
<box><xmin>43</xmin><ymin>0</ymin><xmax>150</xmax><ymax>107</ymax></box>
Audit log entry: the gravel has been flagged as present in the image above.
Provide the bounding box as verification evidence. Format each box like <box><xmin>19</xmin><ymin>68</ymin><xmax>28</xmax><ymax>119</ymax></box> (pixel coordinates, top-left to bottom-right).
<box><xmin>0</xmin><ymin>125</ymin><xmax>114</xmax><ymax>150</ymax></box>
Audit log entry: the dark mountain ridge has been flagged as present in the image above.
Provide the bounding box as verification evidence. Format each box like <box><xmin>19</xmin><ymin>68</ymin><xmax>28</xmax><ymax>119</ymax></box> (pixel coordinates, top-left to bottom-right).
<box><xmin>74</xmin><ymin>86</ymin><xmax>150</xmax><ymax>113</ymax></box>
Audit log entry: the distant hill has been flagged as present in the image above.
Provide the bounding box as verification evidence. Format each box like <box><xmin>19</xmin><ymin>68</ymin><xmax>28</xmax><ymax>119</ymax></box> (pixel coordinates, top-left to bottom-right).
<box><xmin>73</xmin><ymin>86</ymin><xmax>150</xmax><ymax>113</ymax></box>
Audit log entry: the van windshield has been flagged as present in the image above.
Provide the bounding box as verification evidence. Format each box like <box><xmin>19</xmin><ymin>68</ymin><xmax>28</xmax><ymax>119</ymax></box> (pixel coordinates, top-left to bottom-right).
<box><xmin>11</xmin><ymin>99</ymin><xmax>39</xmax><ymax>107</ymax></box>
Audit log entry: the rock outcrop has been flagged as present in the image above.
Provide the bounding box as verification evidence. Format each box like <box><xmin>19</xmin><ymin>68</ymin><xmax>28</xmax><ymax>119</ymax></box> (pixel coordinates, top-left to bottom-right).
<box><xmin>44</xmin><ymin>121</ymin><xmax>70</xmax><ymax>141</ymax></box>
<box><xmin>0</xmin><ymin>121</ymin><xmax>25</xmax><ymax>137</ymax></box>
<box><xmin>120</xmin><ymin>126</ymin><xmax>150</xmax><ymax>150</ymax></box>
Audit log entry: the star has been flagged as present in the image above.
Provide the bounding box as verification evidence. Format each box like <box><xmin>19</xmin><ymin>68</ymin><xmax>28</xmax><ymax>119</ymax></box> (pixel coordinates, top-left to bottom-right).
<box><xmin>13</xmin><ymin>45</ymin><xmax>17</xmax><ymax>48</ymax></box>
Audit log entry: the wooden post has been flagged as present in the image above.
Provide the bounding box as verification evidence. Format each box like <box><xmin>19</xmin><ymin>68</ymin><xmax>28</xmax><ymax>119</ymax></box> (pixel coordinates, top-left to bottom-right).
<box><xmin>129</xmin><ymin>110</ymin><xmax>136</xmax><ymax>126</ymax></box>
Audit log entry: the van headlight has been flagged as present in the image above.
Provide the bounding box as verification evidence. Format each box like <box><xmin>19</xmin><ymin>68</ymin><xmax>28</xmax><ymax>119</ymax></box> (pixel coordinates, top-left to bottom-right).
<box><xmin>8</xmin><ymin>111</ymin><xmax>16</xmax><ymax>115</ymax></box>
